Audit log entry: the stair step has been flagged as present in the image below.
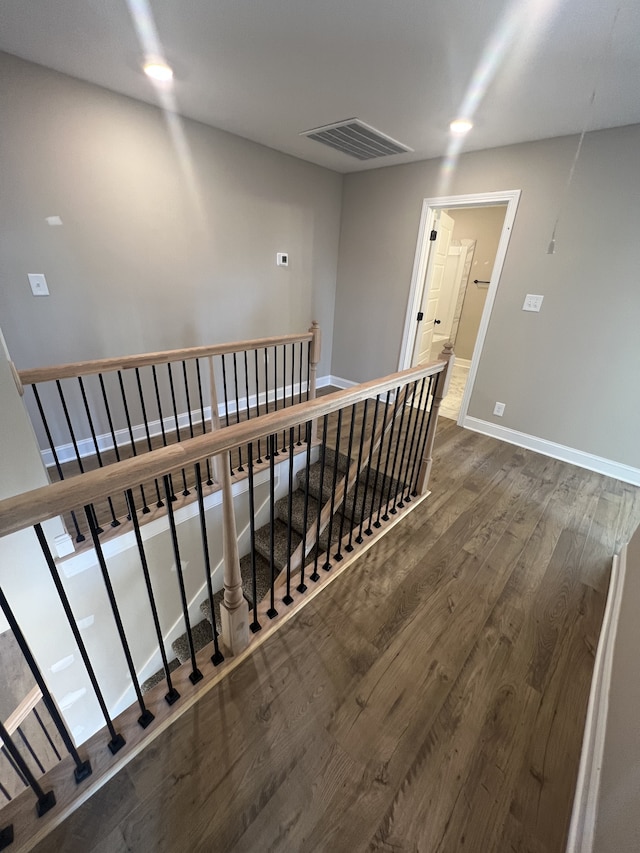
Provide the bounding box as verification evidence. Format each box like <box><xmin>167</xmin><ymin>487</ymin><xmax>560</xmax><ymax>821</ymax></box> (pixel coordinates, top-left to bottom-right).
<box><xmin>200</xmin><ymin>589</ymin><xmax>225</xmax><ymax>629</ymax></box>
<box><xmin>171</xmin><ymin>619</ymin><xmax>214</xmax><ymax>664</ymax></box>
<box><xmin>254</xmin><ymin>518</ymin><xmax>302</xmax><ymax>571</ymax></box>
<box><xmin>275</xmin><ymin>489</ymin><xmax>320</xmax><ymax>536</ymax></box>
<box><xmin>141</xmin><ymin>657</ymin><xmax>180</xmax><ymax>695</ymax></box>
<box><xmin>303</xmin><ymin>461</ymin><xmax>396</xmax><ymax>525</ymax></box>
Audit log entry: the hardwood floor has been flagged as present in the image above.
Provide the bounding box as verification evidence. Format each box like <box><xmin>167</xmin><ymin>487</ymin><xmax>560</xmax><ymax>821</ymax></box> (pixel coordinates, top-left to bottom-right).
<box><xmin>32</xmin><ymin>421</ymin><xmax>640</xmax><ymax>853</ymax></box>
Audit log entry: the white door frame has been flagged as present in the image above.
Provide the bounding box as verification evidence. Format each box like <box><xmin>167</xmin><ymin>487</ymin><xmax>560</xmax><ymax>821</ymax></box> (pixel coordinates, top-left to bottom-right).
<box><xmin>398</xmin><ymin>189</ymin><xmax>521</xmax><ymax>425</ymax></box>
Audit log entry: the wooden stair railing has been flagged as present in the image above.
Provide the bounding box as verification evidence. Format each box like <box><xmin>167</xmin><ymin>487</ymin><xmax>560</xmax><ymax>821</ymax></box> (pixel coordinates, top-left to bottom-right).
<box><xmin>0</xmin><ymin>347</ymin><xmax>453</xmax><ymax>853</ymax></box>
<box><xmin>13</xmin><ymin>326</ymin><xmax>320</xmax><ymax>548</ymax></box>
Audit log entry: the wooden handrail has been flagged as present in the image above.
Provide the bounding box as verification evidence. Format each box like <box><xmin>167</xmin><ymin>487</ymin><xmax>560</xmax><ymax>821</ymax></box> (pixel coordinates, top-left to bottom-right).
<box><xmin>0</xmin><ymin>360</ymin><xmax>446</xmax><ymax>539</ymax></box>
<box><xmin>17</xmin><ymin>331</ymin><xmax>314</xmax><ymax>385</ymax></box>
<box><xmin>0</xmin><ymin>686</ymin><xmax>43</xmax><ymax>747</ymax></box>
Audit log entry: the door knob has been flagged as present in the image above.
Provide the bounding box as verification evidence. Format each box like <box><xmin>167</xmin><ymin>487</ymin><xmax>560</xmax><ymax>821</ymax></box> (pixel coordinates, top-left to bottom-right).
<box><xmin>434</xmin><ymin>319</ymin><xmax>441</xmax><ymax>325</ymax></box>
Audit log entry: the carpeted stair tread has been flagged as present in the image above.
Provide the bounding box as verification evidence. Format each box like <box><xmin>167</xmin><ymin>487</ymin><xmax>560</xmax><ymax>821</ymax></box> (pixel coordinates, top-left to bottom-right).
<box><xmin>254</xmin><ymin>518</ymin><xmax>302</xmax><ymax>571</ymax></box>
<box><xmin>200</xmin><ymin>589</ymin><xmax>225</xmax><ymax>629</ymax></box>
<box><xmin>171</xmin><ymin>618</ymin><xmax>213</xmax><ymax>664</ymax></box>
<box><xmin>275</xmin><ymin>489</ymin><xmax>321</xmax><ymax>537</ymax></box>
<box><xmin>240</xmin><ymin>551</ymin><xmax>273</xmax><ymax>604</ymax></box>
<box><xmin>141</xmin><ymin>657</ymin><xmax>180</xmax><ymax>695</ymax></box>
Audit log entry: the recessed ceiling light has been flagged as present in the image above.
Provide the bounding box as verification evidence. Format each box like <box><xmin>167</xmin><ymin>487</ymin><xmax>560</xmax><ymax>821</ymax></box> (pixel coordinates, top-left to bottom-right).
<box><xmin>450</xmin><ymin>119</ymin><xmax>473</xmax><ymax>134</ymax></box>
<box><xmin>143</xmin><ymin>60</ymin><xmax>174</xmax><ymax>82</ymax></box>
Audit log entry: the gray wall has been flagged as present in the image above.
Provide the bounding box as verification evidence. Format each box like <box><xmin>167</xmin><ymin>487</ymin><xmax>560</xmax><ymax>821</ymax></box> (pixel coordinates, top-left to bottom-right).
<box><xmin>332</xmin><ymin>126</ymin><xmax>640</xmax><ymax>469</ymax></box>
<box><xmin>0</xmin><ymin>52</ymin><xmax>342</xmax><ymax>378</ymax></box>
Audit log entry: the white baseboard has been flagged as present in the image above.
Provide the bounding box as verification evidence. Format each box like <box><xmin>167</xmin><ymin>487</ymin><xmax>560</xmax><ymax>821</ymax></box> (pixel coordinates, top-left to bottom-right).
<box><xmin>454</xmin><ymin>357</ymin><xmax>471</xmax><ymax>370</ymax></box>
<box><xmin>318</xmin><ymin>374</ymin><xmax>358</xmax><ymax>390</ymax></box>
<box><xmin>462</xmin><ymin>416</ymin><xmax>640</xmax><ymax>486</ymax></box>
<box><xmin>566</xmin><ymin>547</ymin><xmax>627</xmax><ymax>853</ymax></box>
<box><xmin>41</xmin><ymin>378</ymin><xmax>318</xmax><ymax>468</ymax></box>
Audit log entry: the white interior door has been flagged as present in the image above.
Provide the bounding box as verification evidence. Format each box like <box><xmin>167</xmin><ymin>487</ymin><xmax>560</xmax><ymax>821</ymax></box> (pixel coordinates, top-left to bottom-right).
<box><xmin>437</xmin><ymin>243</ymin><xmax>471</xmax><ymax>341</ymax></box>
<box><xmin>412</xmin><ymin>210</ymin><xmax>454</xmax><ymax>365</ymax></box>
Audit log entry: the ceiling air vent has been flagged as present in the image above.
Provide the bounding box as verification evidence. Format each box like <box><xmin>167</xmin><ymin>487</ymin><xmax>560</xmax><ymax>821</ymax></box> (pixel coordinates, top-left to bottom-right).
<box><xmin>300</xmin><ymin>119</ymin><xmax>413</xmax><ymax>161</ymax></box>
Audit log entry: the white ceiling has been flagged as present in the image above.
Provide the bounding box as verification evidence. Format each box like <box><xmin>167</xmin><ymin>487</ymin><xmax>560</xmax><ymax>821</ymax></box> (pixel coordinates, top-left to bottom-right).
<box><xmin>0</xmin><ymin>0</ymin><xmax>638</xmax><ymax>173</ymax></box>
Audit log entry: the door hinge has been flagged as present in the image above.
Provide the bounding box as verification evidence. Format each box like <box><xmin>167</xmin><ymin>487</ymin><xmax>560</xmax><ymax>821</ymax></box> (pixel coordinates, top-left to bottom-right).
<box><xmin>430</xmin><ymin>230</ymin><xmax>437</xmax><ymax>241</ymax></box>
<box><xmin>417</xmin><ymin>311</ymin><xmax>424</xmax><ymax>321</ymax></box>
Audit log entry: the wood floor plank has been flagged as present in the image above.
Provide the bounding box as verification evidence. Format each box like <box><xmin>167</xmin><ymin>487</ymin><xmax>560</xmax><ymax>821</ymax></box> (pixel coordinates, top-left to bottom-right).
<box><xmin>25</xmin><ymin>426</ymin><xmax>640</xmax><ymax>853</ymax></box>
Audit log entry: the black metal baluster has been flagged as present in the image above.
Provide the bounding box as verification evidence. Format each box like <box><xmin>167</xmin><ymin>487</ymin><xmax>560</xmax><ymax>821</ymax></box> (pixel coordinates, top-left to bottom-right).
<box><xmin>375</xmin><ymin>389</ymin><xmax>402</xmax><ymax>527</ymax></box>
<box><xmin>220</xmin><ymin>354</ymin><xmax>231</xmax><ymax>429</ymax></box>
<box><xmin>85</xmin><ymin>508</ymin><xmax>154</xmax><ymax>729</ymax></box>
<box><xmin>405</xmin><ymin>377</ymin><xmax>432</xmax><ymax>501</ymax></box>
<box><xmin>253</xmin><ymin>350</ymin><xmax>263</xmax><ymax>463</ymax></box>
<box><xmin>2</xmin><ymin>746</ymin><xmax>27</xmax><ymax>787</ymax></box>
<box><xmin>397</xmin><ymin>379</ymin><xmax>425</xmax><ymax>508</ymax></box>
<box><xmin>392</xmin><ymin>382</ymin><xmax>420</xmax><ymax>512</ymax></box>
<box><xmin>0</xmin><ymin>720</ymin><xmax>55</xmax><ymax>817</ymax></box>
<box><xmin>311</xmin><ymin>415</ymin><xmax>329</xmax><ymax>580</ymax></box>
<box><xmin>117</xmin><ymin>370</ymin><xmax>150</xmax><ymax>513</ymax></box>
<box><xmin>195</xmin><ymin>359</ymin><xmax>214</xmax><ymax>486</ymax></box>
<box><xmin>99</xmin><ymin>373</ymin><xmax>123</xmax><ymax>466</ymax></box>
<box><xmin>194</xmin><ymin>463</ymin><xmax>224</xmax><ymax>665</ymax></box>
<box><xmin>31</xmin><ymin>384</ymin><xmax>83</xmax><ymax>542</ymax></box>
<box><xmin>0</xmin><ymin>586</ymin><xmax>92</xmax><ymax>780</ymax></box>
<box><xmin>232</xmin><ymin>353</ymin><xmax>244</xmax><ymax>471</ymax></box>
<box><xmin>152</xmin><ymin>365</ymin><xmax>177</xmax><ymax>501</ymax></box>
<box><xmin>402</xmin><ymin>377</ymin><xmax>429</xmax><ymax>503</ymax></box>
<box><xmin>55</xmin><ymin>380</ymin><xmax>85</xmax><ymax>476</ymax></box>
<box><xmin>32</xmin><ymin>708</ymin><xmax>62</xmax><ymax>762</ymax></box>
<box><xmin>56</xmin><ymin>379</ymin><xmax>103</xmax><ymax>533</ymax></box>
<box><xmin>0</xmin><ymin>821</ymin><xmax>13</xmax><ymax>850</ymax></box>
<box><xmin>246</xmin><ymin>443</ymin><xmax>261</xmax><ymax>633</ymax></box>
<box><xmin>382</xmin><ymin>387</ymin><xmax>408</xmax><ymax>521</ymax></box>
<box><xmin>411</xmin><ymin>375</ymin><xmax>438</xmax><ymax>496</ymax></box>
<box><xmin>135</xmin><ymin>368</ymin><xmax>163</xmax><ymax>508</ymax></box>
<box><xmin>267</xmin><ymin>434</ymin><xmax>278</xmax><ymax>618</ymax></box>
<box><xmin>263</xmin><ymin>349</ymin><xmax>271</xmax><ymax>459</ymax></box>
<box><xmin>281</xmin><ymin>344</ymin><xmax>287</xmax><ymax>452</ymax></box>
<box><xmin>16</xmin><ymin>727</ymin><xmax>45</xmax><ymax>775</ymax></box>
<box><xmin>356</xmin><ymin>395</ymin><xmax>381</xmax><ymax>543</ymax></box>
<box><xmin>78</xmin><ymin>377</ymin><xmax>120</xmax><ymax>526</ymax></box>
<box><xmin>182</xmin><ymin>361</ymin><xmax>195</xmax><ymax>440</ymax></box>
<box><xmin>366</xmin><ymin>391</ymin><xmax>391</xmax><ymax>535</ymax></box>
<box><xmin>163</xmin><ymin>476</ymin><xmax>203</xmax><ymax>684</ymax></box>
<box><xmin>283</xmin><ymin>427</ymin><xmax>296</xmax><ymax>604</ymax></box>
<box><xmin>297</xmin><ymin>421</ymin><xmax>313</xmax><ymax>593</ymax></box>
<box><xmin>345</xmin><ymin>400</ymin><xmax>369</xmax><ymax>553</ymax></box>
<box><xmin>34</xmin><ymin>525</ymin><xmax>125</xmax><ymax>753</ymax></box>
<box><xmin>334</xmin><ymin>404</ymin><xmax>357</xmax><ymax>561</ymax></box>
<box><xmin>323</xmin><ymin>410</ymin><xmax>343</xmax><ymax>570</ymax></box>
<box><xmin>272</xmin><ymin>347</ymin><xmax>280</xmax><ymax>457</ymax></box>
<box><xmin>0</xmin><ymin>781</ymin><xmax>11</xmax><ymax>802</ymax></box>
<box><xmin>243</xmin><ymin>350</ymin><xmax>251</xmax><ymax>472</ymax></box>
<box><xmin>167</xmin><ymin>363</ymin><xmax>190</xmax><ymax>495</ymax></box>
<box><xmin>125</xmin><ymin>490</ymin><xmax>180</xmax><ymax>705</ymax></box>
<box><xmin>297</xmin><ymin>342</ymin><xmax>303</xmax><ymax>445</ymax></box>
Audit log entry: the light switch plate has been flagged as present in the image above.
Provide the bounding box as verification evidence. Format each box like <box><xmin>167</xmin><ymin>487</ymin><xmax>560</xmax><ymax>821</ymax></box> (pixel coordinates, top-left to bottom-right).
<box><xmin>522</xmin><ymin>294</ymin><xmax>543</xmax><ymax>312</ymax></box>
<box><xmin>276</xmin><ymin>253</ymin><xmax>289</xmax><ymax>267</ymax></box>
<box><xmin>28</xmin><ymin>273</ymin><xmax>49</xmax><ymax>296</ymax></box>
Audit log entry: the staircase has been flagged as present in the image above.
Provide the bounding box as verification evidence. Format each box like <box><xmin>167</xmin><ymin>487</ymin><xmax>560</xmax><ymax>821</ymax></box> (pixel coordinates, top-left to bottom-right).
<box><xmin>142</xmin><ymin>445</ymin><xmax>402</xmax><ymax>687</ymax></box>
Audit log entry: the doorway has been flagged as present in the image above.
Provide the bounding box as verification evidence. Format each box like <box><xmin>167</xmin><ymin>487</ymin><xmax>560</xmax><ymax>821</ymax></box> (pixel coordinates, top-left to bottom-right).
<box><xmin>399</xmin><ymin>190</ymin><xmax>520</xmax><ymax>424</ymax></box>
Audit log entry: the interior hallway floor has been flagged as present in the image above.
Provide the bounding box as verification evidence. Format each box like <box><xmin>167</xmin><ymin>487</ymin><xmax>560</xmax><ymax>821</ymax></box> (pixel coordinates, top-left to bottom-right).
<box><xmin>439</xmin><ymin>360</ymin><xmax>470</xmax><ymax>421</ymax></box>
<box><xmin>33</xmin><ymin>420</ymin><xmax>640</xmax><ymax>853</ymax></box>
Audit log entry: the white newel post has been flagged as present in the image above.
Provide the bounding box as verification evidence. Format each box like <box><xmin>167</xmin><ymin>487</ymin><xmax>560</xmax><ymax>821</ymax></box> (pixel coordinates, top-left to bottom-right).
<box><xmin>208</xmin><ymin>357</ymin><xmax>249</xmax><ymax>655</ymax></box>
<box><xmin>416</xmin><ymin>342</ymin><xmax>455</xmax><ymax>495</ymax></box>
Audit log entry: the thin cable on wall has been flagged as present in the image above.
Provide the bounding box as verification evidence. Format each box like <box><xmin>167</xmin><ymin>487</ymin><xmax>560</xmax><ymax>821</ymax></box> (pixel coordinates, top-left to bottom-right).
<box><xmin>547</xmin><ymin>6</ymin><xmax>620</xmax><ymax>255</ymax></box>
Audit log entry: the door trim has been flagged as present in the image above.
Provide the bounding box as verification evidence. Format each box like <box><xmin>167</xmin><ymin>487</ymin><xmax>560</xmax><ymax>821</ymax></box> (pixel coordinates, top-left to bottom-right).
<box><xmin>398</xmin><ymin>189</ymin><xmax>521</xmax><ymax>425</ymax></box>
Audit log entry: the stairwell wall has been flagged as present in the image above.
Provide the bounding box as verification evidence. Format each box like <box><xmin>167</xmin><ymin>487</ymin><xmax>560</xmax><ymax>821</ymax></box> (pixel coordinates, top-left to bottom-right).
<box><xmin>0</xmin><ymin>51</ymin><xmax>342</xmax><ymax>381</ymax></box>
